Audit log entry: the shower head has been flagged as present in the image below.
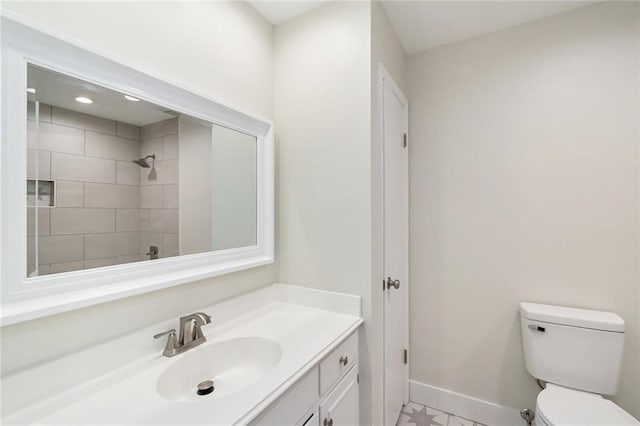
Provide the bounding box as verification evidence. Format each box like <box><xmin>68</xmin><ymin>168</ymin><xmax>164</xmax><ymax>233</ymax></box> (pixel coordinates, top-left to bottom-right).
<box><xmin>133</xmin><ymin>154</ymin><xmax>158</xmax><ymax>181</ymax></box>
<box><xmin>133</xmin><ymin>154</ymin><xmax>155</xmax><ymax>168</ymax></box>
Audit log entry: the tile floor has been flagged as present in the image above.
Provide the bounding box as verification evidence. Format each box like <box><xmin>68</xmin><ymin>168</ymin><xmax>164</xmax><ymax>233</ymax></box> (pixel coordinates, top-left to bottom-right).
<box><xmin>397</xmin><ymin>401</ymin><xmax>487</xmax><ymax>426</ymax></box>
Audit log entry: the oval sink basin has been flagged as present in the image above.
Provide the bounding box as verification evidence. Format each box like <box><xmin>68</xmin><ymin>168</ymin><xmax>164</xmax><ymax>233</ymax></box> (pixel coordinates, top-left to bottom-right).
<box><xmin>156</xmin><ymin>337</ymin><xmax>281</xmax><ymax>402</ymax></box>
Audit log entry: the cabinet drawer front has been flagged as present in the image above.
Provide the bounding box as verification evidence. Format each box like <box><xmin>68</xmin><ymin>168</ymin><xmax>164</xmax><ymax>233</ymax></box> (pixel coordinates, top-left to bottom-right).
<box><xmin>250</xmin><ymin>367</ymin><xmax>319</xmax><ymax>426</ymax></box>
<box><xmin>319</xmin><ymin>331</ymin><xmax>358</xmax><ymax>394</ymax></box>
<box><xmin>319</xmin><ymin>365</ymin><xmax>359</xmax><ymax>426</ymax></box>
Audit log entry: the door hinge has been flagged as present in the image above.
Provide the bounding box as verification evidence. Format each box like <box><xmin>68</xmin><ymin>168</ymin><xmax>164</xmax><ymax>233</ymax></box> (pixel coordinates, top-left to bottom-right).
<box><xmin>403</xmin><ymin>133</ymin><xmax>407</xmax><ymax>148</ymax></box>
<box><xmin>357</xmin><ymin>373</ymin><xmax>360</xmax><ymax>383</ymax></box>
<box><xmin>382</xmin><ymin>279</ymin><xmax>385</xmax><ymax>292</ymax></box>
<box><xmin>403</xmin><ymin>349</ymin><xmax>408</xmax><ymax>364</ymax></box>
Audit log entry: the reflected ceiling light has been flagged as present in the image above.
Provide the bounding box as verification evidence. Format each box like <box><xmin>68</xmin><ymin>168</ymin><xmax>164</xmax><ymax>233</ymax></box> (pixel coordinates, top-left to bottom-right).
<box><xmin>75</xmin><ymin>96</ymin><xmax>93</xmax><ymax>104</ymax></box>
<box><xmin>26</xmin><ymin>88</ymin><xmax>36</xmax><ymax>93</ymax></box>
<box><xmin>124</xmin><ymin>95</ymin><xmax>140</xmax><ymax>102</ymax></box>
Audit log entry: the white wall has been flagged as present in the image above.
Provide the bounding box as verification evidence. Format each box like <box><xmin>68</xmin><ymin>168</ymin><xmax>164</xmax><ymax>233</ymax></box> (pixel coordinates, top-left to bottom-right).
<box><xmin>3</xmin><ymin>1</ymin><xmax>273</xmax><ymax>121</ymax></box>
<box><xmin>372</xmin><ymin>2</ymin><xmax>407</xmax><ymax>93</ymax></box>
<box><xmin>179</xmin><ymin>117</ymin><xmax>213</xmax><ymax>254</ymax></box>
<box><xmin>407</xmin><ymin>1</ymin><xmax>640</xmax><ymax>417</ymax></box>
<box><xmin>179</xmin><ymin>118</ymin><xmax>258</xmax><ymax>254</ymax></box>
<box><xmin>274</xmin><ymin>2</ymin><xmax>373</xmax><ymax>422</ymax></box>
<box><xmin>371</xmin><ymin>2</ymin><xmax>407</xmax><ymax>424</ymax></box>
<box><xmin>0</xmin><ymin>1</ymin><xmax>275</xmax><ymax>414</ymax></box>
<box><xmin>211</xmin><ymin>124</ymin><xmax>257</xmax><ymax>250</ymax></box>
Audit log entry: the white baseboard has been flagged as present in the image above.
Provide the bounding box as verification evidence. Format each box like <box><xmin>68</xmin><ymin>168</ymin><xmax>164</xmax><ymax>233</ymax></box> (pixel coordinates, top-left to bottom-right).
<box><xmin>409</xmin><ymin>380</ymin><xmax>524</xmax><ymax>426</ymax></box>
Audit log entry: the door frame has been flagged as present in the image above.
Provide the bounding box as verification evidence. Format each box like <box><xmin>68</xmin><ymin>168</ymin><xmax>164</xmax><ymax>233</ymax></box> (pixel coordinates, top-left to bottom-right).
<box><xmin>378</xmin><ymin>62</ymin><xmax>410</xmax><ymax>422</ymax></box>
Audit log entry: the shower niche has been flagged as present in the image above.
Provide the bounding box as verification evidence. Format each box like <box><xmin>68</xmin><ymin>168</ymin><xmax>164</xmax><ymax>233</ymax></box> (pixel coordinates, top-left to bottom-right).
<box><xmin>27</xmin><ymin>179</ymin><xmax>55</xmax><ymax>207</ymax></box>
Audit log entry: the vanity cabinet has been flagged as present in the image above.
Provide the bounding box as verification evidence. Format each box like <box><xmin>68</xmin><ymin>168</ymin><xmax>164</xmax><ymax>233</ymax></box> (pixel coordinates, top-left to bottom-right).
<box><xmin>250</xmin><ymin>331</ymin><xmax>359</xmax><ymax>426</ymax></box>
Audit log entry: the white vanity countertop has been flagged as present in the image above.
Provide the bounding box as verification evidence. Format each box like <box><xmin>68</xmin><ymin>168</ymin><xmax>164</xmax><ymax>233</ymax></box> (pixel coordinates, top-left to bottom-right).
<box><xmin>4</xmin><ymin>285</ymin><xmax>363</xmax><ymax>425</ymax></box>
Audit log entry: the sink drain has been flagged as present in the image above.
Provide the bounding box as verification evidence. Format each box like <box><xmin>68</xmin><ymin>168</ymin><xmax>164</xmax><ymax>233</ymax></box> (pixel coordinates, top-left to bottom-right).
<box><xmin>197</xmin><ymin>380</ymin><xmax>215</xmax><ymax>396</ymax></box>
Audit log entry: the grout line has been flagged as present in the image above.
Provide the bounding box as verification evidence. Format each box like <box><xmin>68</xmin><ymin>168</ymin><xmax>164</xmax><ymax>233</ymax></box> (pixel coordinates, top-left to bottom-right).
<box><xmin>82</xmin><ymin>233</ymin><xmax>86</xmax><ymax>263</ymax></box>
<box><xmin>51</xmin><ymin>206</ymin><xmax>136</xmax><ymax>210</ymax></box>
<box><xmin>51</xmin><ymin>105</ymin><xmax>120</xmax><ymax>137</ymax></box>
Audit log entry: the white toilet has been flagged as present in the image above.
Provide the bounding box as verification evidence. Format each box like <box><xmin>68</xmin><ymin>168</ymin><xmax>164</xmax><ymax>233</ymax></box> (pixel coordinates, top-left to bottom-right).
<box><xmin>520</xmin><ymin>302</ymin><xmax>639</xmax><ymax>426</ymax></box>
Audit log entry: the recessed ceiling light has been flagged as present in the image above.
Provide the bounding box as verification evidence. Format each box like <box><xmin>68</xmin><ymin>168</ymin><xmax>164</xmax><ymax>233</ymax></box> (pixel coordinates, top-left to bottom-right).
<box><xmin>124</xmin><ymin>95</ymin><xmax>140</xmax><ymax>102</ymax></box>
<box><xmin>26</xmin><ymin>88</ymin><xmax>36</xmax><ymax>93</ymax></box>
<box><xmin>75</xmin><ymin>96</ymin><xmax>93</xmax><ymax>104</ymax></box>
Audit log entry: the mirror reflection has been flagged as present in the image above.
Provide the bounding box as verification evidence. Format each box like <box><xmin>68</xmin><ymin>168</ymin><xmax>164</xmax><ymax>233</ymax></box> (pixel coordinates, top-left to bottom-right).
<box><xmin>26</xmin><ymin>65</ymin><xmax>257</xmax><ymax>277</ymax></box>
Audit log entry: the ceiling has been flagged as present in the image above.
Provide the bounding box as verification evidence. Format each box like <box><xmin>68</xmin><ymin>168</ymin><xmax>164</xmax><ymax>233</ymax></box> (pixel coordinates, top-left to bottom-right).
<box><xmin>27</xmin><ymin>65</ymin><xmax>176</xmax><ymax>127</ymax></box>
<box><xmin>248</xmin><ymin>1</ymin><xmax>594</xmax><ymax>54</ymax></box>
<box><xmin>380</xmin><ymin>1</ymin><xmax>594</xmax><ymax>53</ymax></box>
<box><xmin>247</xmin><ymin>1</ymin><xmax>329</xmax><ymax>25</ymax></box>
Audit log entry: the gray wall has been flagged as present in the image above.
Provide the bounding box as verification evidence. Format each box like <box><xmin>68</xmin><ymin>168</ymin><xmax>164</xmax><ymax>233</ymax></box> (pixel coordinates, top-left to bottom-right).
<box><xmin>27</xmin><ymin>105</ymin><xmax>183</xmax><ymax>276</ymax></box>
<box><xmin>407</xmin><ymin>2</ymin><xmax>640</xmax><ymax>416</ymax></box>
<box><xmin>139</xmin><ymin>118</ymin><xmax>180</xmax><ymax>258</ymax></box>
<box><xmin>27</xmin><ymin>103</ymin><xmax>145</xmax><ymax>274</ymax></box>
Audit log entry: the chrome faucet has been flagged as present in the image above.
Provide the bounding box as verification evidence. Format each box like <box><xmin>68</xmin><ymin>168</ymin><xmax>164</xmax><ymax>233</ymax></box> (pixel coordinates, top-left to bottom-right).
<box><xmin>153</xmin><ymin>312</ymin><xmax>212</xmax><ymax>357</ymax></box>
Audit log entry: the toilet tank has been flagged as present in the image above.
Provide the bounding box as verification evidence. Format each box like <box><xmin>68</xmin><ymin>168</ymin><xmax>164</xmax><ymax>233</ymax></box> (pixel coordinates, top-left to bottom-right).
<box><xmin>520</xmin><ymin>302</ymin><xmax>625</xmax><ymax>395</ymax></box>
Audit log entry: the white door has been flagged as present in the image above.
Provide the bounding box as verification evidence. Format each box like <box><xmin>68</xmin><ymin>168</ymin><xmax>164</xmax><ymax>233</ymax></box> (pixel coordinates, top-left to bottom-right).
<box><xmin>381</xmin><ymin>66</ymin><xmax>409</xmax><ymax>426</ymax></box>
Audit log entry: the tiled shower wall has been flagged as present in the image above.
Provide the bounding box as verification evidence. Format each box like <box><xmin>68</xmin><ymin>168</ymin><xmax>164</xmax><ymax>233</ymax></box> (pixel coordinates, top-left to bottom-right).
<box><xmin>27</xmin><ymin>103</ymin><xmax>144</xmax><ymax>275</ymax></box>
<box><xmin>27</xmin><ymin>104</ymin><xmax>179</xmax><ymax>276</ymax></box>
<box><xmin>139</xmin><ymin>118</ymin><xmax>179</xmax><ymax>259</ymax></box>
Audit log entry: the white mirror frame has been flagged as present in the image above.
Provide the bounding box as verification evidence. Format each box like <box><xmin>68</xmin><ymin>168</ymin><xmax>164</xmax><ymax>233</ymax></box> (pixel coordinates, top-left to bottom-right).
<box><xmin>0</xmin><ymin>14</ymin><xmax>274</xmax><ymax>325</ymax></box>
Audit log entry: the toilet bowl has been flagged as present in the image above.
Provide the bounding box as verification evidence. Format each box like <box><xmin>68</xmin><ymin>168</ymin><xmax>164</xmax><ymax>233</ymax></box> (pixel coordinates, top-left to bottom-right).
<box><xmin>520</xmin><ymin>302</ymin><xmax>639</xmax><ymax>426</ymax></box>
<box><xmin>534</xmin><ymin>384</ymin><xmax>638</xmax><ymax>426</ymax></box>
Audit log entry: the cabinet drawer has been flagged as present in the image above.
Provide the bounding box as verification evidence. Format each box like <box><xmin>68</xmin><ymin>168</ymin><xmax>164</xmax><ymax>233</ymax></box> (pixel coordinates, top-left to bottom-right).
<box><xmin>319</xmin><ymin>331</ymin><xmax>358</xmax><ymax>394</ymax></box>
<box><xmin>319</xmin><ymin>365</ymin><xmax>359</xmax><ymax>426</ymax></box>
<box><xmin>250</xmin><ymin>367</ymin><xmax>319</xmax><ymax>426</ymax></box>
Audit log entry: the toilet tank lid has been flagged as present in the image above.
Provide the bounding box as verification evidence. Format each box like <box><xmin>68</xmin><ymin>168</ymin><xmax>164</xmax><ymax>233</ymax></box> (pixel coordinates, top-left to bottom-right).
<box><xmin>520</xmin><ymin>302</ymin><xmax>624</xmax><ymax>332</ymax></box>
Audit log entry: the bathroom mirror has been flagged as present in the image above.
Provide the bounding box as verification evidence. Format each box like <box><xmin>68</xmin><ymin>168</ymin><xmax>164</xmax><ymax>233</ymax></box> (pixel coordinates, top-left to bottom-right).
<box><xmin>26</xmin><ymin>65</ymin><xmax>258</xmax><ymax>277</ymax></box>
<box><xmin>1</xmin><ymin>16</ymin><xmax>274</xmax><ymax>324</ymax></box>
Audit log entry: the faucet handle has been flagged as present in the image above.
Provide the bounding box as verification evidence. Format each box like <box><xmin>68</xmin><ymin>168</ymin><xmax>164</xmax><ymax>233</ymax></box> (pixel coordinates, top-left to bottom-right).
<box><xmin>153</xmin><ymin>329</ymin><xmax>176</xmax><ymax>339</ymax></box>
<box><xmin>153</xmin><ymin>329</ymin><xmax>178</xmax><ymax>356</ymax></box>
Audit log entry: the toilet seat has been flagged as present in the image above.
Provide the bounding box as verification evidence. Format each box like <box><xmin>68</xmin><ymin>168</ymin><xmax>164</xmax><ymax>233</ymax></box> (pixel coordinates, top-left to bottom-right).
<box><xmin>537</xmin><ymin>384</ymin><xmax>639</xmax><ymax>426</ymax></box>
